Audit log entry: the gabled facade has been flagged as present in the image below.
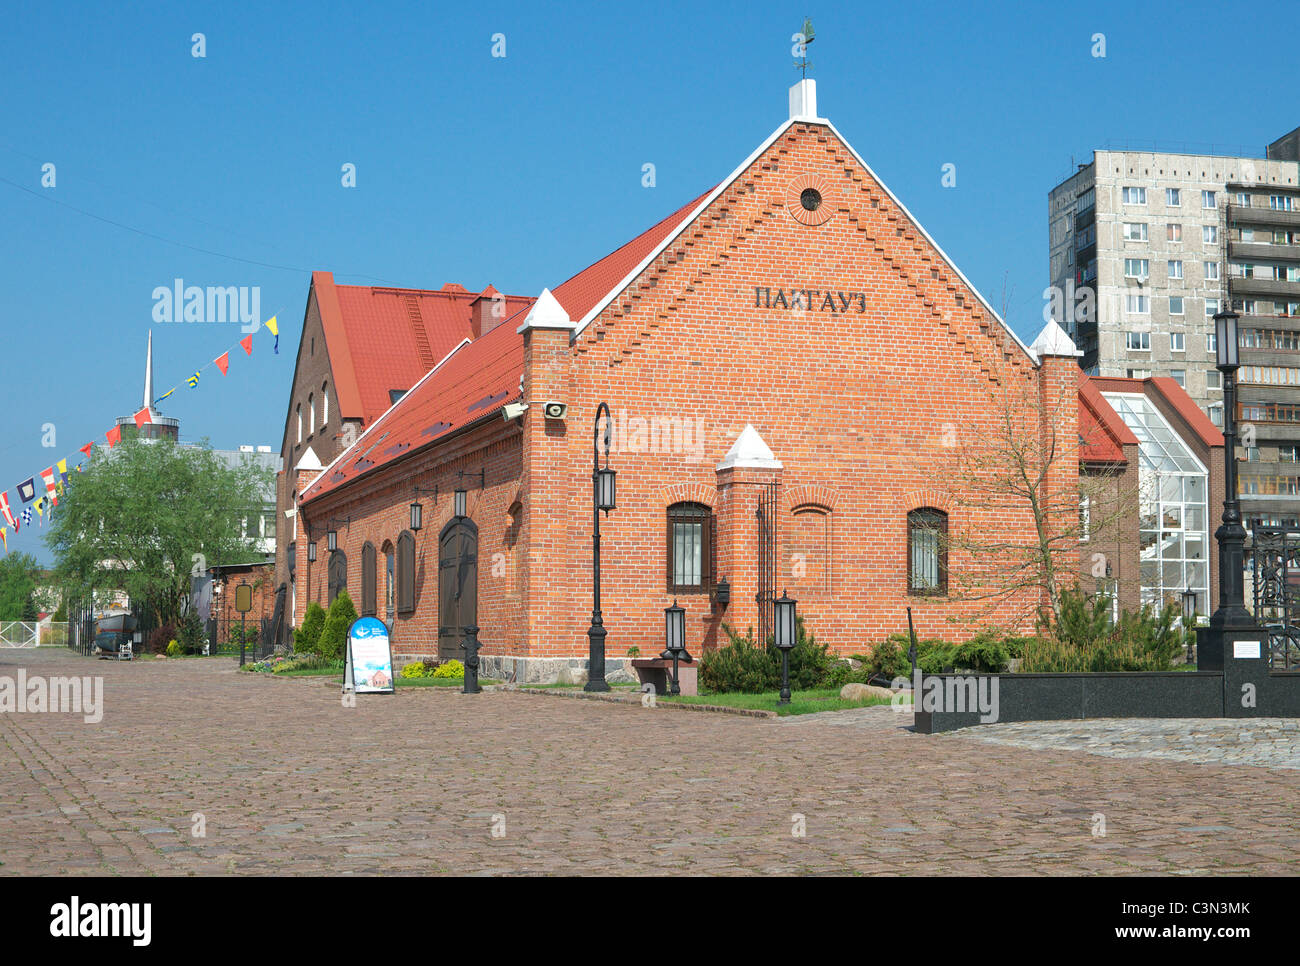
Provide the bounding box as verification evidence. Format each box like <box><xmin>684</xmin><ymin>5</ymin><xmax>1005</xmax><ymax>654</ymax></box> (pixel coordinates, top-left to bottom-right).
<box><xmin>288</xmin><ymin>80</ymin><xmax>1093</xmax><ymax>680</ymax></box>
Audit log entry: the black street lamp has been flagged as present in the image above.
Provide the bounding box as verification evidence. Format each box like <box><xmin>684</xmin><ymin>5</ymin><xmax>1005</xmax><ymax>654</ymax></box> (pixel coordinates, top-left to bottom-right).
<box><xmin>660</xmin><ymin>599</ymin><xmax>691</xmax><ymax>695</ymax></box>
<box><xmin>585</xmin><ymin>401</ymin><xmax>616</xmax><ymax>693</ymax></box>
<box><xmin>307</xmin><ymin>540</ymin><xmax>317</xmax><ymax>562</ymax></box>
<box><xmin>327</xmin><ymin>530</ymin><xmax>337</xmax><ymax>552</ymax></box>
<box><xmin>774</xmin><ymin>590</ymin><xmax>797</xmax><ymax>705</ymax></box>
<box><xmin>1209</xmin><ymin>309</ymin><xmax>1256</xmax><ymax>632</ymax></box>
<box><xmin>454</xmin><ymin>488</ymin><xmax>467</xmax><ymax>519</ymax></box>
<box><xmin>409</xmin><ymin>501</ymin><xmax>423</xmax><ymax>532</ymax></box>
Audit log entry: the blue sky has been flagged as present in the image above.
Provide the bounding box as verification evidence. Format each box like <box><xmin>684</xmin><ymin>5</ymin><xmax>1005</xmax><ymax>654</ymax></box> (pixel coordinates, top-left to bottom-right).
<box><xmin>0</xmin><ymin>0</ymin><xmax>1293</xmax><ymax>559</ymax></box>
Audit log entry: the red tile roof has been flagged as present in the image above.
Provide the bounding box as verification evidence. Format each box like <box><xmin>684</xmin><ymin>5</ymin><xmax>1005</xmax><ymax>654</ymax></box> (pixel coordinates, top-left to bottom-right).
<box><xmin>301</xmin><ymin>188</ymin><xmax>714</xmax><ymax>504</ymax></box>
<box><xmin>312</xmin><ymin>272</ymin><xmax>532</xmax><ymax>426</ymax></box>
<box><xmin>1078</xmin><ymin>377</ymin><xmax>1135</xmax><ymax>464</ymax></box>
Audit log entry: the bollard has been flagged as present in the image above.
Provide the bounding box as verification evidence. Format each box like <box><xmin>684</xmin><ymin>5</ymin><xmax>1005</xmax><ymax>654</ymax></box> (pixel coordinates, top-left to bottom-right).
<box><xmin>461</xmin><ymin>625</ymin><xmax>481</xmax><ymax>694</ymax></box>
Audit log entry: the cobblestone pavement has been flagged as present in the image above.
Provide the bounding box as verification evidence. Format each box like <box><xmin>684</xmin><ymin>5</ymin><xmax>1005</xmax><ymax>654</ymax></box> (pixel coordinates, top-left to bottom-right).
<box><xmin>2</xmin><ymin>647</ymin><xmax>1297</xmax><ymax>876</ymax></box>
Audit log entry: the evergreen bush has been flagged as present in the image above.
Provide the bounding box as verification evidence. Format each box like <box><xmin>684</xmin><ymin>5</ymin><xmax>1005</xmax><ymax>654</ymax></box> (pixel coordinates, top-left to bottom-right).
<box><xmin>316</xmin><ymin>591</ymin><xmax>358</xmax><ymax>661</ymax></box>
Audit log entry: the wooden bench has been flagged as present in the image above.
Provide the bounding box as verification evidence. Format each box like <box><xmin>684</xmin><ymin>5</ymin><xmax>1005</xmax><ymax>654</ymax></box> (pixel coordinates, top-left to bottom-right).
<box><xmin>631</xmin><ymin>657</ymin><xmax>697</xmax><ymax>696</ymax></box>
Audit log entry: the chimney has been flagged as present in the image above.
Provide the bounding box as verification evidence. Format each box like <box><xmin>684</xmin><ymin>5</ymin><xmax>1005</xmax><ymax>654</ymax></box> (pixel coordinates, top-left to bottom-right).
<box><xmin>470</xmin><ymin>284</ymin><xmax>507</xmax><ymax>339</ymax></box>
<box><xmin>789</xmin><ymin>79</ymin><xmax>817</xmax><ymax>121</ymax></box>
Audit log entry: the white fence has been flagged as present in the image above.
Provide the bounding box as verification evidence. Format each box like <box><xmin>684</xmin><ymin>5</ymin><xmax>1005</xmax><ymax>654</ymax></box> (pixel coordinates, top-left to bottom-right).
<box><xmin>0</xmin><ymin>621</ymin><xmax>71</xmax><ymax>648</ymax></box>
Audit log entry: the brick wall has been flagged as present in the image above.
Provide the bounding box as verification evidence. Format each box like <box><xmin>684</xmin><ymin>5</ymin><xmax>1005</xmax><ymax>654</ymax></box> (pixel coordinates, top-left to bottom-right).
<box><xmin>294</xmin><ymin>120</ymin><xmax>1080</xmax><ymax>663</ymax></box>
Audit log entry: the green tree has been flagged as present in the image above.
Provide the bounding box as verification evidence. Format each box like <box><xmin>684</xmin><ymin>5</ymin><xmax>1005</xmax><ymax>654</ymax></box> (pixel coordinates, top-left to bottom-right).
<box><xmin>294</xmin><ymin>600</ymin><xmax>326</xmax><ymax>655</ymax></box>
<box><xmin>45</xmin><ymin>437</ymin><xmax>272</xmax><ymax>628</ymax></box>
<box><xmin>317</xmin><ymin>590</ymin><xmax>358</xmax><ymax>661</ymax></box>
<box><xmin>0</xmin><ymin>552</ymin><xmax>41</xmax><ymax>620</ymax></box>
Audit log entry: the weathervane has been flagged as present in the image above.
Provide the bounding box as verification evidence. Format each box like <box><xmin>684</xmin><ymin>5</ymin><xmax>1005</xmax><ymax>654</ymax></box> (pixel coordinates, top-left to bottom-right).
<box><xmin>794</xmin><ymin>17</ymin><xmax>814</xmax><ymax>78</ymax></box>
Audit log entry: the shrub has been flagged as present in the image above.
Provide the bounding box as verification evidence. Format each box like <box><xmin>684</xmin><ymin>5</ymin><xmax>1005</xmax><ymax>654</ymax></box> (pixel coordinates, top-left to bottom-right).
<box><xmin>699</xmin><ymin>618</ymin><xmax>831</xmax><ymax>693</ymax></box>
<box><xmin>316</xmin><ymin>591</ymin><xmax>358</xmax><ymax>661</ymax></box>
<box><xmin>177</xmin><ymin>613</ymin><xmax>207</xmax><ymax>654</ymax></box>
<box><xmin>432</xmin><ymin>659</ymin><xmax>464</xmax><ymax>678</ymax></box>
<box><xmin>147</xmin><ymin>623</ymin><xmax>177</xmax><ymax>655</ymax></box>
<box><xmin>1021</xmin><ymin>589</ymin><xmax>1181</xmax><ymax>672</ymax></box>
<box><xmin>165</xmin><ymin>639</ymin><xmax>183</xmax><ymax>657</ymax></box>
<box><xmin>854</xmin><ymin>633</ymin><xmax>952</xmax><ymax>681</ymax></box>
<box><xmin>294</xmin><ymin>601</ymin><xmax>326</xmax><ymax>655</ymax></box>
<box><xmin>400</xmin><ymin>661</ymin><xmax>428</xmax><ymax>679</ymax></box>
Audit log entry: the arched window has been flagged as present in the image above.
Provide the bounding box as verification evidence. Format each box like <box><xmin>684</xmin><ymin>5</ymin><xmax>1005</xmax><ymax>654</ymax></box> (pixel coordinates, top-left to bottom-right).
<box><xmin>396</xmin><ymin>530</ymin><xmax>416</xmax><ymax>614</ymax></box>
<box><xmin>666</xmin><ymin>502</ymin><xmax>714</xmax><ymax>593</ymax></box>
<box><xmin>308</xmin><ymin>393</ymin><xmax>315</xmax><ymax>435</ymax></box>
<box><xmin>788</xmin><ymin>504</ymin><xmax>831</xmax><ymax>595</ymax></box>
<box><xmin>360</xmin><ymin>542</ymin><xmax>377</xmax><ymax>616</ymax></box>
<box><xmin>907</xmin><ymin>509</ymin><xmax>948</xmax><ymax>596</ymax></box>
<box><xmin>296</xmin><ymin>404</ymin><xmax>302</xmax><ymax>443</ymax></box>
<box><xmin>321</xmin><ymin>383</ymin><xmax>329</xmax><ymax>426</ymax></box>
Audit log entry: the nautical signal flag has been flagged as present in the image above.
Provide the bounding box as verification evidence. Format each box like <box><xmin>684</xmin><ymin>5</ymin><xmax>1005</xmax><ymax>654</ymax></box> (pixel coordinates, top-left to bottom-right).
<box><xmin>40</xmin><ymin>466</ymin><xmax>57</xmax><ymax>497</ymax></box>
<box><xmin>156</xmin><ymin>387</ymin><xmax>175</xmax><ymax>403</ymax></box>
<box><xmin>80</xmin><ymin>442</ymin><xmax>93</xmax><ymax>460</ymax></box>
<box><xmin>240</xmin><ymin>334</ymin><xmax>253</xmax><ymax>355</ymax></box>
<box><xmin>215</xmin><ymin>352</ymin><xmax>229</xmax><ymax>376</ymax></box>
<box><xmin>133</xmin><ymin>406</ymin><xmax>153</xmax><ymax>429</ymax></box>
<box><xmin>17</xmin><ymin>477</ymin><xmax>36</xmax><ymax>503</ymax></box>
<box><xmin>265</xmin><ymin>315</ymin><xmax>279</xmax><ymax>354</ymax></box>
<box><xmin>0</xmin><ymin>527</ymin><xmax>7</xmax><ymax>553</ymax></box>
<box><xmin>0</xmin><ymin>492</ymin><xmax>15</xmax><ymax>529</ymax></box>
<box><xmin>21</xmin><ymin>508</ymin><xmax>31</xmax><ymax>526</ymax></box>
<box><xmin>187</xmin><ymin>371</ymin><xmax>201</xmax><ymax>388</ymax></box>
<box><xmin>105</xmin><ymin>425</ymin><xmax>122</xmax><ymax>449</ymax></box>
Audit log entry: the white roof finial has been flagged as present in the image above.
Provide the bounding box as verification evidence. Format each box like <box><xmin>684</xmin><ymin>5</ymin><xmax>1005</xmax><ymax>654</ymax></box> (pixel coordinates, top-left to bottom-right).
<box><xmin>143</xmin><ymin>329</ymin><xmax>155</xmax><ymax>411</ymax></box>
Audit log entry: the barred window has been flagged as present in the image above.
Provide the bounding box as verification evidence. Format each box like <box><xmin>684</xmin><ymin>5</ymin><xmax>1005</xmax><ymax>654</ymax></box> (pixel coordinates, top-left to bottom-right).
<box><xmin>666</xmin><ymin>502</ymin><xmax>713</xmax><ymax>593</ymax></box>
<box><xmin>907</xmin><ymin>509</ymin><xmax>948</xmax><ymax>596</ymax></box>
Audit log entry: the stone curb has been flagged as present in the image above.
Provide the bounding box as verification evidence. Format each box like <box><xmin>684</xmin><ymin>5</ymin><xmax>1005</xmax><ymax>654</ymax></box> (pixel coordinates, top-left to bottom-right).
<box><xmin>514</xmin><ymin>686</ymin><xmax>777</xmax><ymax>719</ymax></box>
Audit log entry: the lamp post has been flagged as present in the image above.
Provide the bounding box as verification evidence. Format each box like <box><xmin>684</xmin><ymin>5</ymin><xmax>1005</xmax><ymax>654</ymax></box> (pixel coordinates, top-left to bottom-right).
<box><xmin>774</xmin><ymin>590</ymin><xmax>797</xmax><ymax>705</ymax></box>
<box><xmin>1209</xmin><ymin>310</ymin><xmax>1255</xmax><ymax>632</ymax></box>
<box><xmin>660</xmin><ymin>600</ymin><xmax>690</xmax><ymax>695</ymax></box>
<box><xmin>585</xmin><ymin>401</ymin><xmax>616</xmax><ymax>693</ymax></box>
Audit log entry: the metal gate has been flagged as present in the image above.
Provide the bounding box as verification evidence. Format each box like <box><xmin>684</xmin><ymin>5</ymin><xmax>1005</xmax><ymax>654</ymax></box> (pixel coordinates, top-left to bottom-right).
<box><xmin>0</xmin><ymin>622</ymin><xmax>38</xmax><ymax>648</ymax></box>
<box><xmin>755</xmin><ymin>483</ymin><xmax>779</xmax><ymax>645</ymax></box>
<box><xmin>438</xmin><ymin>517</ymin><xmax>479</xmax><ymax>662</ymax></box>
<box><xmin>1248</xmin><ymin>523</ymin><xmax>1300</xmax><ymax>669</ymax></box>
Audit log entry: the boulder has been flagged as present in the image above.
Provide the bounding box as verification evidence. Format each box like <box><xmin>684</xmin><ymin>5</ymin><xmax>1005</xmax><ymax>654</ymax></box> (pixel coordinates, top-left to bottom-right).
<box><xmin>840</xmin><ymin>682</ymin><xmax>895</xmax><ymax>702</ymax></box>
<box><xmin>555</xmin><ymin>666</ymin><xmax>589</xmax><ymax>687</ymax></box>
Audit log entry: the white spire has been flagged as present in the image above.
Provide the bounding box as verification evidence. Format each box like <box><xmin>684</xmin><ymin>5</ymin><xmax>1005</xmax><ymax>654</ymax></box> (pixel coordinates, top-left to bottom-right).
<box><xmin>143</xmin><ymin>329</ymin><xmax>155</xmax><ymax>411</ymax></box>
<box><xmin>717</xmin><ymin>424</ymin><xmax>783</xmax><ymax>470</ymax></box>
<box><xmin>1029</xmin><ymin>319</ymin><xmax>1083</xmax><ymax>360</ymax></box>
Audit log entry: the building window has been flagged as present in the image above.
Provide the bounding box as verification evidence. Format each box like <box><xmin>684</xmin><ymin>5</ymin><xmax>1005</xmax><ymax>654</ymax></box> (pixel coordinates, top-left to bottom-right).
<box><xmin>1207</xmin><ymin>370</ymin><xmax>1221</xmax><ymax>390</ymax></box>
<box><xmin>1123</xmin><ymin>186</ymin><xmax>1147</xmax><ymax>205</ymax></box>
<box><xmin>296</xmin><ymin>405</ymin><xmax>302</xmax><ymax>443</ymax></box>
<box><xmin>1171</xmin><ymin>369</ymin><xmax>1186</xmax><ymax>387</ymax></box>
<box><xmin>1208</xmin><ymin>404</ymin><xmax>1224</xmax><ymax>427</ymax></box>
<box><xmin>1123</xmin><ymin>222</ymin><xmax>1148</xmax><ymax>242</ymax></box>
<box><xmin>1203</xmin><ymin>225</ymin><xmax>1218</xmax><ymax>244</ymax></box>
<box><xmin>384</xmin><ymin>545</ymin><xmax>395</xmax><ymax>624</ymax></box>
<box><xmin>1126</xmin><ymin>295</ymin><xmax>1150</xmax><ymax>315</ymax></box>
<box><xmin>1166</xmin><ymin>188</ymin><xmax>1181</xmax><ymax>207</ymax></box>
<box><xmin>1125</xmin><ymin>258</ymin><xmax>1150</xmax><ymax>278</ymax></box>
<box><xmin>1166</xmin><ymin>223</ymin><xmax>1182</xmax><ymax>243</ymax></box>
<box><xmin>308</xmin><ymin>393</ymin><xmax>315</xmax><ymax>436</ymax></box>
<box><xmin>1279</xmin><ymin>445</ymin><xmax>1300</xmax><ymax>463</ymax></box>
<box><xmin>1205</xmin><ymin>298</ymin><xmax>1220</xmax><ymax>317</ymax></box>
<box><xmin>1237</xmin><ymin>192</ymin><xmax>1251</xmax><ymax>207</ymax></box>
<box><xmin>396</xmin><ymin>530</ymin><xmax>416</xmax><ymax>614</ymax></box>
<box><xmin>1126</xmin><ymin>330</ymin><xmax>1151</xmax><ymax>351</ymax></box>
<box><xmin>787</xmin><ymin>505</ymin><xmax>831</xmax><ymax>596</ymax></box>
<box><xmin>322</xmin><ymin>384</ymin><xmax>329</xmax><ymax>426</ymax></box>
<box><xmin>907</xmin><ymin>509</ymin><xmax>948</xmax><ymax>596</ymax></box>
<box><xmin>1168</xmin><ymin>260</ymin><xmax>1183</xmax><ymax>279</ymax></box>
<box><xmin>327</xmin><ymin>550</ymin><xmax>347</xmax><ymax>605</ymax></box>
<box><xmin>1204</xmin><ymin>261</ymin><xmax>1219</xmax><ymax>281</ymax></box>
<box><xmin>666</xmin><ymin>502</ymin><xmax>713</xmax><ymax>593</ymax></box>
<box><xmin>1271</xmin><ymin>195</ymin><xmax>1296</xmax><ymax>212</ymax></box>
<box><xmin>360</xmin><ymin>542</ymin><xmax>376</xmax><ymax>617</ymax></box>
<box><xmin>1206</xmin><ymin>332</ymin><xmax>1217</xmax><ymax>353</ymax></box>
<box><xmin>1126</xmin><ymin>368</ymin><xmax>1152</xmax><ymax>379</ymax></box>
<box><xmin>1202</xmin><ymin>190</ymin><xmax>1217</xmax><ymax>209</ymax></box>
<box><xmin>1079</xmin><ymin>494</ymin><xmax>1091</xmax><ymax>542</ymax></box>
<box><xmin>1245</xmin><ymin>446</ymin><xmax>1262</xmax><ymax>462</ymax></box>
<box><xmin>1170</xmin><ymin>296</ymin><xmax>1185</xmax><ymax>316</ymax></box>
<box><xmin>1170</xmin><ymin>332</ymin><xmax>1185</xmax><ymax>352</ymax></box>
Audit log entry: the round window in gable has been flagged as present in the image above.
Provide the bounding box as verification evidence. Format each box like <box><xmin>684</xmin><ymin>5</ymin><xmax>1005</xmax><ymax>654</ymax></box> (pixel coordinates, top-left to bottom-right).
<box><xmin>786</xmin><ymin>176</ymin><xmax>834</xmax><ymax>227</ymax></box>
<box><xmin>800</xmin><ymin>188</ymin><xmax>822</xmax><ymax>212</ymax></box>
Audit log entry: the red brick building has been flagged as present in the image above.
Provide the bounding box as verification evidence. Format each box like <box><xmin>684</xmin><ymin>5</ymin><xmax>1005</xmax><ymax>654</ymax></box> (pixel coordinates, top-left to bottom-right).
<box><xmin>280</xmin><ymin>81</ymin><xmax>1220</xmax><ymax>681</ymax></box>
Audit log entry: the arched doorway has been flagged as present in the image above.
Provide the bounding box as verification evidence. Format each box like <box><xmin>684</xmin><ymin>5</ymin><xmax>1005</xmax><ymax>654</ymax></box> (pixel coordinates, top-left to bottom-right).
<box><xmin>438</xmin><ymin>517</ymin><xmax>478</xmax><ymax>662</ymax></box>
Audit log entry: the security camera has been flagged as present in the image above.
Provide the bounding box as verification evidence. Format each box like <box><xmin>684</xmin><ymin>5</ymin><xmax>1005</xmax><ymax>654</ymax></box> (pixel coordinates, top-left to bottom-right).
<box><xmin>502</xmin><ymin>402</ymin><xmax>529</xmax><ymax>421</ymax></box>
<box><xmin>543</xmin><ymin>401</ymin><xmax>568</xmax><ymax>420</ymax></box>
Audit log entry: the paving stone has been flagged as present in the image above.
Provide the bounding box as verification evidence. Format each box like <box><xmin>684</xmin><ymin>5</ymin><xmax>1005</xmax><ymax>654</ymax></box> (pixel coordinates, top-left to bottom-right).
<box><xmin>1</xmin><ymin>648</ymin><xmax>1297</xmax><ymax>875</ymax></box>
